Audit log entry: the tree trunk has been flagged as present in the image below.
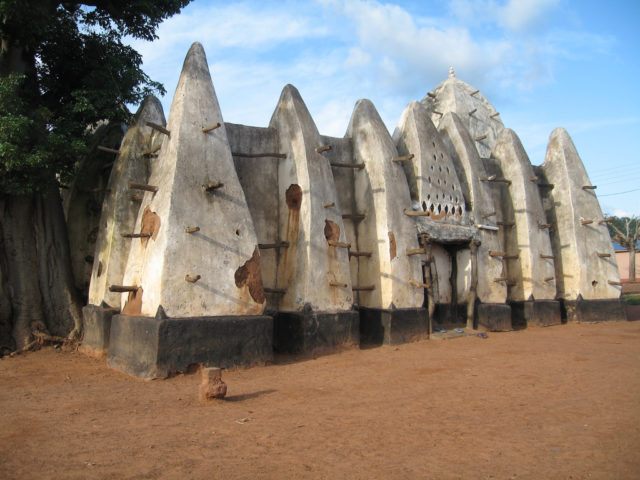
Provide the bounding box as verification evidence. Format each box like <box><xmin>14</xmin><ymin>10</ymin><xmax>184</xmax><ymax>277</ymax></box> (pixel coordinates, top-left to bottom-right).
<box><xmin>0</xmin><ymin>183</ymin><xmax>83</xmax><ymax>350</ymax></box>
<box><xmin>630</xmin><ymin>245</ymin><xmax>636</xmax><ymax>282</ymax></box>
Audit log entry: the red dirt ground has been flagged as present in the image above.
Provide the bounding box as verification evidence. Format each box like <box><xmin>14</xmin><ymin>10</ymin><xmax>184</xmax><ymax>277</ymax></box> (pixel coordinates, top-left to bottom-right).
<box><xmin>1</xmin><ymin>321</ymin><xmax>639</xmax><ymax>480</ymax></box>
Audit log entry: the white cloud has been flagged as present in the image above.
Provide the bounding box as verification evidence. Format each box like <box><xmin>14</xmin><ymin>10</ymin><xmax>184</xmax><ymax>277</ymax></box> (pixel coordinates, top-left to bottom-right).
<box><xmin>499</xmin><ymin>0</ymin><xmax>560</xmax><ymax>33</ymax></box>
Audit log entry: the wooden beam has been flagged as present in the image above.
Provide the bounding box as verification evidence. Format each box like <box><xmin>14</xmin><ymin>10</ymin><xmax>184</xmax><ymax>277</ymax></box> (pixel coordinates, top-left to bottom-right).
<box><xmin>128</xmin><ymin>182</ymin><xmax>158</xmax><ymax>193</ymax></box>
<box><xmin>185</xmin><ymin>274</ymin><xmax>201</xmax><ymax>283</ymax></box>
<box><xmin>597</xmin><ymin>252</ymin><xmax>611</xmax><ymax>258</ymax></box>
<box><xmin>322</xmin><ymin>202</ymin><xmax>335</xmax><ymax>208</ymax></box>
<box><xmin>202</xmin><ymin>181</ymin><xmax>224</xmax><ymax>192</ymax></box>
<box><xmin>145</xmin><ymin>121</ymin><xmax>170</xmax><ymax>136</ymax></box>
<box><xmin>185</xmin><ymin>227</ymin><xmax>200</xmax><ymax>233</ymax></box>
<box><xmin>109</xmin><ymin>285</ymin><xmax>138</xmax><ymax>293</ymax></box>
<box><xmin>140</xmin><ymin>145</ymin><xmax>161</xmax><ymax>156</ymax></box>
<box><xmin>316</xmin><ymin>145</ymin><xmax>332</xmax><ymax>153</ymax></box>
<box><xmin>392</xmin><ymin>153</ymin><xmax>414</xmax><ymax>163</ymax></box>
<box><xmin>409</xmin><ymin>279</ymin><xmax>429</xmax><ymax>288</ymax></box>
<box><xmin>582</xmin><ymin>185</ymin><xmax>597</xmax><ymax>190</ymax></box>
<box><xmin>406</xmin><ymin>248</ymin><xmax>425</xmax><ymax>256</ymax></box>
<box><xmin>404</xmin><ymin>209</ymin><xmax>429</xmax><ymax>217</ymax></box>
<box><xmin>202</xmin><ymin>122</ymin><xmax>221</xmax><ymax>133</ymax></box>
<box><xmin>329</xmin><ymin>281</ymin><xmax>348</xmax><ymax>288</ymax></box>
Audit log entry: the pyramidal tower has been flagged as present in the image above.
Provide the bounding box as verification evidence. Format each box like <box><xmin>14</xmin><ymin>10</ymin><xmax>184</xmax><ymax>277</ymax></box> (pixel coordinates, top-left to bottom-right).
<box><xmin>105</xmin><ymin>43</ymin><xmax>272</xmax><ymax>378</ymax></box>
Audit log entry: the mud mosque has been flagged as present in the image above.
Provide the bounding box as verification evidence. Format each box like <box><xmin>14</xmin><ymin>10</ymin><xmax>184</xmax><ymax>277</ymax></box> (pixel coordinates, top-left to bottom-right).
<box><xmin>79</xmin><ymin>42</ymin><xmax>626</xmax><ymax>378</ymax></box>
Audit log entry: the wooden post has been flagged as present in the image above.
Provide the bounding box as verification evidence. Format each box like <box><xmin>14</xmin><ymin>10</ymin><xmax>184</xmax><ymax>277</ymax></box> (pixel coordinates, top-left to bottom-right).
<box><xmin>468</xmin><ymin>108</ymin><xmax>477</xmax><ymax>116</ymax></box>
<box><xmin>540</xmin><ymin>254</ymin><xmax>555</xmax><ymax>259</ymax></box>
<box><xmin>419</xmin><ymin>235</ymin><xmax>435</xmax><ymax>338</ymax></box>
<box><xmin>185</xmin><ymin>227</ymin><xmax>200</xmax><ymax>233</ymax></box>
<box><xmin>489</xmin><ymin>251</ymin><xmax>506</xmax><ymax>257</ymax></box>
<box><xmin>467</xmin><ymin>240</ymin><xmax>479</xmax><ymax>330</ymax></box>
<box><xmin>580</xmin><ymin>219</ymin><xmax>594</xmax><ymax>225</ymax></box>
<box><xmin>323</xmin><ymin>202</ymin><xmax>335</xmax><ymax>208</ymax></box>
<box><xmin>316</xmin><ymin>145</ymin><xmax>332</xmax><ymax>153</ymax></box>
<box><xmin>474</xmin><ymin>135</ymin><xmax>487</xmax><ymax>142</ymax></box>
<box><xmin>582</xmin><ymin>185</ymin><xmax>597</xmax><ymax>190</ymax></box>
<box><xmin>329</xmin><ymin>281</ymin><xmax>347</xmax><ymax>288</ymax></box>
<box><xmin>185</xmin><ymin>274</ymin><xmax>201</xmax><ymax>283</ymax></box>
<box><xmin>544</xmin><ymin>276</ymin><xmax>555</xmax><ymax>282</ymax></box>
<box><xmin>597</xmin><ymin>252</ymin><xmax>611</xmax><ymax>258</ymax></box>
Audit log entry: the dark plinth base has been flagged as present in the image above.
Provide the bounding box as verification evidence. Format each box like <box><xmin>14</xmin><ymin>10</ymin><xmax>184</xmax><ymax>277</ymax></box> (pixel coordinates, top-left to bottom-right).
<box><xmin>80</xmin><ymin>304</ymin><xmax>118</xmax><ymax>358</ymax></box>
<box><xmin>476</xmin><ymin>303</ymin><xmax>512</xmax><ymax>331</ymax></box>
<box><xmin>107</xmin><ymin>314</ymin><xmax>273</xmax><ymax>379</ymax></box>
<box><xmin>273</xmin><ymin>310</ymin><xmax>359</xmax><ymax>355</ymax></box>
<box><xmin>432</xmin><ymin>304</ymin><xmax>467</xmax><ymax>330</ymax></box>
<box><xmin>563</xmin><ymin>298</ymin><xmax>628</xmax><ymax>323</ymax></box>
<box><xmin>359</xmin><ymin>307</ymin><xmax>428</xmax><ymax>345</ymax></box>
<box><xmin>510</xmin><ymin>300</ymin><xmax>562</xmax><ymax>327</ymax></box>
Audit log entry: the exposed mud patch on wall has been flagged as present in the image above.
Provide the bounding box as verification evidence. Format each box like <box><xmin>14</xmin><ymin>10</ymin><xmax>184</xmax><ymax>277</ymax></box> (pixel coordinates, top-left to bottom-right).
<box><xmin>141</xmin><ymin>207</ymin><xmax>161</xmax><ymax>247</ymax></box>
<box><xmin>388</xmin><ymin>231</ymin><xmax>397</xmax><ymax>260</ymax></box>
<box><xmin>235</xmin><ymin>247</ymin><xmax>265</xmax><ymax>304</ymax></box>
<box><xmin>286</xmin><ymin>184</ymin><xmax>302</xmax><ymax>211</ymax></box>
<box><xmin>324</xmin><ymin>220</ymin><xmax>341</xmax><ymax>243</ymax></box>
<box><xmin>122</xmin><ymin>287</ymin><xmax>143</xmax><ymax>315</ymax></box>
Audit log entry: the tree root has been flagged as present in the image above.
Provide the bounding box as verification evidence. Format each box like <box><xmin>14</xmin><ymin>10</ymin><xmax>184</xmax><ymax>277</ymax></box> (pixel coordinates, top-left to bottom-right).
<box><xmin>6</xmin><ymin>330</ymin><xmax>80</xmax><ymax>357</ymax></box>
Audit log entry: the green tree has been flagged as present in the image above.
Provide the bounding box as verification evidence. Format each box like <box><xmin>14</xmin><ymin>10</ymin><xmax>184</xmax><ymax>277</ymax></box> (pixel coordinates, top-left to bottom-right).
<box><xmin>607</xmin><ymin>216</ymin><xmax>639</xmax><ymax>282</ymax></box>
<box><xmin>0</xmin><ymin>0</ymin><xmax>191</xmax><ymax>351</ymax></box>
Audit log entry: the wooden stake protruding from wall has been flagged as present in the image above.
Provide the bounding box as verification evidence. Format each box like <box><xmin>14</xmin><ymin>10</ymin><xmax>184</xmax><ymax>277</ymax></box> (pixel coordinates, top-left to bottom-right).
<box><xmin>145</xmin><ymin>121</ymin><xmax>170</xmax><ymax>136</ymax></box>
<box><xmin>331</xmin><ymin>162</ymin><xmax>365</xmax><ymax>169</ymax></box>
<box><xmin>258</xmin><ymin>242</ymin><xmax>289</xmax><ymax>249</ymax></box>
<box><xmin>474</xmin><ymin>135</ymin><xmax>487</xmax><ymax>142</ymax></box>
<box><xmin>406</xmin><ymin>248</ymin><xmax>425</xmax><ymax>256</ymax></box>
<box><xmin>202</xmin><ymin>181</ymin><xmax>224</xmax><ymax>192</ymax></box>
<box><xmin>468</xmin><ymin>108</ymin><xmax>477</xmax><ymax>116</ymax></box>
<box><xmin>323</xmin><ymin>202</ymin><xmax>335</xmax><ymax>208</ymax></box>
<box><xmin>128</xmin><ymin>182</ymin><xmax>158</xmax><ymax>193</ymax></box>
<box><xmin>185</xmin><ymin>274</ymin><xmax>201</xmax><ymax>283</ymax></box>
<box><xmin>493</xmin><ymin>277</ymin><xmax>507</xmax><ymax>282</ymax></box>
<box><xmin>409</xmin><ymin>279</ymin><xmax>429</xmax><ymax>288</ymax></box>
<box><xmin>599</xmin><ymin>217</ymin><xmax>614</xmax><ymax>224</ymax></box>
<box><xmin>427</xmin><ymin>92</ymin><xmax>436</xmax><ymax>98</ymax></box>
<box><xmin>202</xmin><ymin>122</ymin><xmax>221</xmax><ymax>133</ymax></box>
<box><xmin>470</xmin><ymin>89</ymin><xmax>480</xmax><ymax>96</ymax></box>
<box><xmin>329</xmin><ymin>281</ymin><xmax>348</xmax><ymax>288</ymax></box>
<box><xmin>544</xmin><ymin>276</ymin><xmax>555</xmax><ymax>282</ymax></box>
<box><xmin>540</xmin><ymin>254</ymin><xmax>555</xmax><ymax>259</ymax></box>
<box><xmin>597</xmin><ymin>252</ymin><xmax>611</xmax><ymax>258</ymax></box>
<box><xmin>121</xmin><ymin>233</ymin><xmax>152</xmax><ymax>238</ymax></box>
<box><xmin>608</xmin><ymin>280</ymin><xmax>623</xmax><ymax>286</ymax></box>
<box><xmin>232</xmin><ymin>152</ymin><xmax>287</xmax><ymax>159</ymax></box>
<box><xmin>404</xmin><ymin>209</ymin><xmax>429</xmax><ymax>217</ymax></box>
<box><xmin>538</xmin><ymin>223</ymin><xmax>552</xmax><ymax>229</ymax></box>
<box><xmin>98</xmin><ymin>146</ymin><xmax>120</xmax><ymax>155</ymax></box>
<box><xmin>392</xmin><ymin>153</ymin><xmax>414</xmax><ymax>163</ymax></box>
<box><xmin>489</xmin><ymin>251</ymin><xmax>506</xmax><ymax>257</ymax></box>
<box><xmin>582</xmin><ymin>185</ymin><xmax>597</xmax><ymax>190</ymax></box>
<box><xmin>503</xmin><ymin>254</ymin><xmax>520</xmax><ymax>260</ymax></box>
<box><xmin>141</xmin><ymin>145</ymin><xmax>161</xmax><ymax>156</ymax></box>
<box><xmin>433</xmin><ymin>111</ymin><xmax>444</xmax><ymax>116</ymax></box>
<box><xmin>185</xmin><ymin>227</ymin><xmax>200</xmax><ymax>233</ymax></box>
<box><xmin>316</xmin><ymin>145</ymin><xmax>332</xmax><ymax>153</ymax></box>
<box><xmin>490</xmin><ymin>112</ymin><xmax>500</xmax><ymax>118</ymax></box>
<box><xmin>109</xmin><ymin>285</ymin><xmax>138</xmax><ymax>293</ymax></box>
<box><xmin>352</xmin><ymin>285</ymin><xmax>375</xmax><ymax>291</ymax></box>
<box><xmin>581</xmin><ymin>219</ymin><xmax>594</xmax><ymax>225</ymax></box>
<box><xmin>328</xmin><ymin>241</ymin><xmax>351</xmax><ymax>249</ymax></box>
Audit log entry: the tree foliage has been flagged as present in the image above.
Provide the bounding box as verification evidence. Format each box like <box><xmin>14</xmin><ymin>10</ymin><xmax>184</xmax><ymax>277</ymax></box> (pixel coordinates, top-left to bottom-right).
<box><xmin>0</xmin><ymin>0</ymin><xmax>190</xmax><ymax>194</ymax></box>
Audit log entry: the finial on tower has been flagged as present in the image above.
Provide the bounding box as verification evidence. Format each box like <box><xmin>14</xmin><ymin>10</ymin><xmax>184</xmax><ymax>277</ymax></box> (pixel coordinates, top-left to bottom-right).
<box><xmin>449</xmin><ymin>66</ymin><xmax>455</xmax><ymax>77</ymax></box>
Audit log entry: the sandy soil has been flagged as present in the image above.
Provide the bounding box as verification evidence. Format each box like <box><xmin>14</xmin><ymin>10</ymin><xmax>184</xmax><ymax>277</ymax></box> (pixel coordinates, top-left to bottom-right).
<box><xmin>1</xmin><ymin>321</ymin><xmax>639</xmax><ymax>480</ymax></box>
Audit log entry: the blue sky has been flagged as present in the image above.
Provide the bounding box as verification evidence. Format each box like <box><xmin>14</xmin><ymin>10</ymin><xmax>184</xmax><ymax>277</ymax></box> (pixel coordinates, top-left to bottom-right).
<box><xmin>129</xmin><ymin>0</ymin><xmax>640</xmax><ymax>216</ymax></box>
